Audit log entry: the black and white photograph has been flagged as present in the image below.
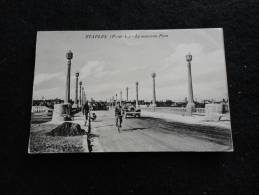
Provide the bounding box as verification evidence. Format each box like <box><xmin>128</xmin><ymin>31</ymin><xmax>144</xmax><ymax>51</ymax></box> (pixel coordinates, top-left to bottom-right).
<box><xmin>3</xmin><ymin>0</ymin><xmax>259</xmax><ymax>194</ymax></box>
<box><xmin>28</xmin><ymin>29</ymin><xmax>233</xmax><ymax>153</ymax></box>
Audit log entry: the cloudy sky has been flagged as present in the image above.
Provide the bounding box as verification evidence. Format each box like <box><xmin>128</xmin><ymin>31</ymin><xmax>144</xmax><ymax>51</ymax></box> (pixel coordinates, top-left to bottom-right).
<box><xmin>33</xmin><ymin>29</ymin><xmax>229</xmax><ymax>102</ymax></box>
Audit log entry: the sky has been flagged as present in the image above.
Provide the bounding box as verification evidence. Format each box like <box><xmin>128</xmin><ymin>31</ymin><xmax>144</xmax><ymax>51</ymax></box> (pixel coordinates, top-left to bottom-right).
<box><xmin>33</xmin><ymin>29</ymin><xmax>229</xmax><ymax>102</ymax></box>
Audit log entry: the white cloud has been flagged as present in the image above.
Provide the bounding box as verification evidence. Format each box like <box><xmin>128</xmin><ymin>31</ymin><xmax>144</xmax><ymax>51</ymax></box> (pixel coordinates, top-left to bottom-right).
<box><xmin>34</xmin><ymin>72</ymin><xmax>65</xmax><ymax>85</ymax></box>
<box><xmin>33</xmin><ymin>87</ymin><xmax>63</xmax><ymax>100</ymax></box>
<box><xmin>79</xmin><ymin>60</ymin><xmax>120</xmax><ymax>80</ymax></box>
<box><xmin>80</xmin><ymin>61</ymin><xmax>109</xmax><ymax>79</ymax></box>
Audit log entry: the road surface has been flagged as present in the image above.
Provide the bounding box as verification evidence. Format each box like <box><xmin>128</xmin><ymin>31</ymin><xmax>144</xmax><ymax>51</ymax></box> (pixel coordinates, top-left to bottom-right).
<box><xmin>89</xmin><ymin>110</ymin><xmax>233</xmax><ymax>152</ymax></box>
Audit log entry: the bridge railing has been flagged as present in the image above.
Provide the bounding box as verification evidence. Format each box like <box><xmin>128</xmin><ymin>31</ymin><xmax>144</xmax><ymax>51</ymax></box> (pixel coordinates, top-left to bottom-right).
<box><xmin>32</xmin><ymin>106</ymin><xmax>53</xmax><ymax>113</ymax></box>
<box><xmin>141</xmin><ymin>106</ymin><xmax>205</xmax><ymax>115</ymax></box>
<box><xmin>195</xmin><ymin>108</ymin><xmax>205</xmax><ymax>113</ymax></box>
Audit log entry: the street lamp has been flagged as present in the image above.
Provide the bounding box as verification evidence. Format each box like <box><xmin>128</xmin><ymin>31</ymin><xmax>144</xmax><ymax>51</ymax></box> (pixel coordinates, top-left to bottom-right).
<box><xmin>65</xmin><ymin>50</ymin><xmax>73</xmax><ymax>104</ymax></box>
<box><xmin>186</xmin><ymin>52</ymin><xmax>192</xmax><ymax>62</ymax></box>
<box><xmin>151</xmin><ymin>73</ymin><xmax>156</xmax><ymax>107</ymax></box>
<box><xmin>79</xmin><ymin>81</ymin><xmax>82</xmax><ymax>107</ymax></box>
<box><xmin>126</xmin><ymin>87</ymin><xmax>129</xmax><ymax>101</ymax></box>
<box><xmin>185</xmin><ymin>52</ymin><xmax>195</xmax><ymax>115</ymax></box>
<box><xmin>73</xmin><ymin>72</ymin><xmax>79</xmax><ymax>109</ymax></box>
<box><xmin>136</xmin><ymin>82</ymin><xmax>139</xmax><ymax>107</ymax></box>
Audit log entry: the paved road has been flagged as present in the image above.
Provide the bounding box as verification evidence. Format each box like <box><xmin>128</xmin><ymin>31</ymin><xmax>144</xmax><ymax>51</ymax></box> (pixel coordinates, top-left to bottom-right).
<box><xmin>89</xmin><ymin>110</ymin><xmax>233</xmax><ymax>152</ymax></box>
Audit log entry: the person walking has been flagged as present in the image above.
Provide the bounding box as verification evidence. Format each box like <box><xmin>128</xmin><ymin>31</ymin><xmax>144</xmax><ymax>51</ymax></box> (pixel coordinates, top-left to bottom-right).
<box><xmin>82</xmin><ymin>101</ymin><xmax>90</xmax><ymax>126</ymax></box>
<box><xmin>115</xmin><ymin>102</ymin><xmax>123</xmax><ymax>132</ymax></box>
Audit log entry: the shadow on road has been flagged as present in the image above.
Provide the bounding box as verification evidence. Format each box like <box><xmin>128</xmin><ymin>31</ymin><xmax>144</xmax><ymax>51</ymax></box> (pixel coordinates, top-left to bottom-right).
<box><xmin>92</xmin><ymin>119</ymin><xmax>103</xmax><ymax>122</ymax></box>
<box><xmin>122</xmin><ymin>127</ymin><xmax>147</xmax><ymax>132</ymax></box>
<box><xmin>94</xmin><ymin>124</ymin><xmax>114</xmax><ymax>128</ymax></box>
<box><xmin>135</xmin><ymin>117</ymin><xmax>154</xmax><ymax>120</ymax></box>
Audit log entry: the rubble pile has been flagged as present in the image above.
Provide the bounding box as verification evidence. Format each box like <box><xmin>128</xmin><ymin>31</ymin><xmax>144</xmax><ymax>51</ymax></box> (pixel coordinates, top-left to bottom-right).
<box><xmin>48</xmin><ymin>122</ymin><xmax>86</xmax><ymax>136</ymax></box>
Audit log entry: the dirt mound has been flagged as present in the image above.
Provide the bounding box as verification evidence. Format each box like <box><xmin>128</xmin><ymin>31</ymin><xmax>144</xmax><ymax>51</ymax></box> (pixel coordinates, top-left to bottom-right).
<box><xmin>47</xmin><ymin>122</ymin><xmax>86</xmax><ymax>136</ymax></box>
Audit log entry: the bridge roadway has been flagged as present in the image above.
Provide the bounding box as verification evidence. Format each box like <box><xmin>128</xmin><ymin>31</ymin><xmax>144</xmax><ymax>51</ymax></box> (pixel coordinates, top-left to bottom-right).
<box><xmin>78</xmin><ymin>110</ymin><xmax>233</xmax><ymax>152</ymax></box>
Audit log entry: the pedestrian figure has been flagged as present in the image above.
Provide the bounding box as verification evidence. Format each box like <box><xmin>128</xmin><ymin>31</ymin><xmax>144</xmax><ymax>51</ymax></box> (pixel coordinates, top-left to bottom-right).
<box><xmin>115</xmin><ymin>102</ymin><xmax>123</xmax><ymax>132</ymax></box>
<box><xmin>82</xmin><ymin>101</ymin><xmax>90</xmax><ymax>126</ymax></box>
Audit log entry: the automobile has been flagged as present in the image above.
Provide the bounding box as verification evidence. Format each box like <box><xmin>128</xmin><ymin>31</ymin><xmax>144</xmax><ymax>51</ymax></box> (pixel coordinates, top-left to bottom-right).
<box><xmin>123</xmin><ymin>103</ymin><xmax>141</xmax><ymax>118</ymax></box>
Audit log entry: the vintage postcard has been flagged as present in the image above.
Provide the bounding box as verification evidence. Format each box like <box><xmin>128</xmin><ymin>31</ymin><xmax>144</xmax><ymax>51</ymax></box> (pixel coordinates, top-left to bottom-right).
<box><xmin>29</xmin><ymin>29</ymin><xmax>233</xmax><ymax>153</ymax></box>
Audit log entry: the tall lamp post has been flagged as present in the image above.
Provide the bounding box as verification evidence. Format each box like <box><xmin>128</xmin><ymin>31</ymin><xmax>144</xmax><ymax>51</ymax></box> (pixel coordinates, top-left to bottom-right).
<box><xmin>51</xmin><ymin>50</ymin><xmax>73</xmax><ymax>121</ymax></box>
<box><xmin>151</xmin><ymin>73</ymin><xmax>156</xmax><ymax>107</ymax></box>
<box><xmin>186</xmin><ymin>52</ymin><xmax>195</xmax><ymax>115</ymax></box>
<box><xmin>84</xmin><ymin>84</ymin><xmax>87</xmax><ymax>102</ymax></box>
<box><xmin>79</xmin><ymin>81</ymin><xmax>82</xmax><ymax>107</ymax></box>
<box><xmin>136</xmin><ymin>82</ymin><xmax>139</xmax><ymax>107</ymax></box>
<box><xmin>126</xmin><ymin>87</ymin><xmax>129</xmax><ymax>102</ymax></box>
<box><xmin>73</xmin><ymin>72</ymin><xmax>79</xmax><ymax>108</ymax></box>
<box><xmin>65</xmin><ymin>50</ymin><xmax>73</xmax><ymax>104</ymax></box>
